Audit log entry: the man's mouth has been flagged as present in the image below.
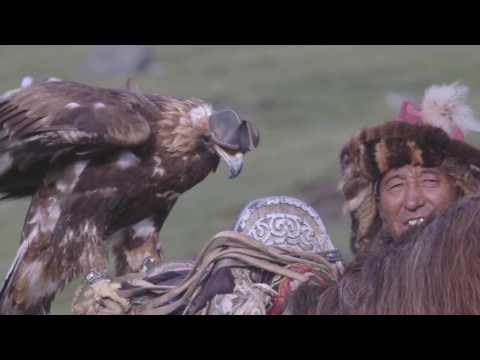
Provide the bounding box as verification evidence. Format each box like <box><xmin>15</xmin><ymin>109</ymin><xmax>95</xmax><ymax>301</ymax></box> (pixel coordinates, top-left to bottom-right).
<box><xmin>405</xmin><ymin>217</ymin><xmax>426</xmax><ymax>227</ymax></box>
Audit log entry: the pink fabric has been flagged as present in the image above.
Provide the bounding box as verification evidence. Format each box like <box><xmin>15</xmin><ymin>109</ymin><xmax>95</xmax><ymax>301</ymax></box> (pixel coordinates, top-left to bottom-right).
<box><xmin>398</xmin><ymin>100</ymin><xmax>465</xmax><ymax>141</ymax></box>
<box><xmin>399</xmin><ymin>100</ymin><xmax>423</xmax><ymax>124</ymax></box>
<box><xmin>451</xmin><ymin>126</ymin><xmax>465</xmax><ymax>141</ymax></box>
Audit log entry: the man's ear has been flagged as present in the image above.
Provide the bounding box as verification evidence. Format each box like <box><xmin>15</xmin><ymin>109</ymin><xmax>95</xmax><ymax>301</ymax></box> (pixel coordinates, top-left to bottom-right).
<box><xmin>376</xmin><ymin>190</ymin><xmax>385</xmax><ymax>223</ymax></box>
<box><xmin>374</xmin><ymin>179</ymin><xmax>381</xmax><ymax>198</ymax></box>
<box><xmin>377</xmin><ymin>205</ymin><xmax>385</xmax><ymax>223</ymax></box>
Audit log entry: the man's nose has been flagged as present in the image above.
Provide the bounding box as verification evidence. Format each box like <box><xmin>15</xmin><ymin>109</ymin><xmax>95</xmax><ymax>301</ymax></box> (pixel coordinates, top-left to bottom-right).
<box><xmin>404</xmin><ymin>182</ymin><xmax>426</xmax><ymax>211</ymax></box>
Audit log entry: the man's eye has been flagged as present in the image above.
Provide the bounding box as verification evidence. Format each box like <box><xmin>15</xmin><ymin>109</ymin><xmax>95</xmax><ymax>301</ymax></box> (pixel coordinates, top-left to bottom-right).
<box><xmin>423</xmin><ymin>178</ymin><xmax>439</xmax><ymax>184</ymax></box>
<box><xmin>388</xmin><ymin>183</ymin><xmax>403</xmax><ymax>190</ymax></box>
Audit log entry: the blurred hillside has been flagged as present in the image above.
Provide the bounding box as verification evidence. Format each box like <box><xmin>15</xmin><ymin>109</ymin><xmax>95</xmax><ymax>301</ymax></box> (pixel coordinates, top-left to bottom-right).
<box><xmin>1</xmin><ymin>45</ymin><xmax>480</xmax><ymax>314</ymax></box>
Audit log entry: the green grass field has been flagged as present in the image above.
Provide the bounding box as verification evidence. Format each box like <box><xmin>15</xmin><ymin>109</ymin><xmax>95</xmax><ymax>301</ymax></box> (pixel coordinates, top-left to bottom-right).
<box><xmin>2</xmin><ymin>45</ymin><xmax>480</xmax><ymax>314</ymax></box>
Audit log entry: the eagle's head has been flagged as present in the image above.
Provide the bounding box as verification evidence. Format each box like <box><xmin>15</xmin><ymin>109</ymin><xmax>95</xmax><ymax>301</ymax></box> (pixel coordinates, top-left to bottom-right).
<box><xmin>159</xmin><ymin>102</ymin><xmax>260</xmax><ymax>179</ymax></box>
<box><xmin>206</xmin><ymin>109</ymin><xmax>260</xmax><ymax>178</ymax></box>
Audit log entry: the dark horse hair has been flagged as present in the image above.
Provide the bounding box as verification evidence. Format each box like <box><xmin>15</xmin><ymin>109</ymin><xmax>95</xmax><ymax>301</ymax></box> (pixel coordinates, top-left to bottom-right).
<box><xmin>290</xmin><ymin>192</ymin><xmax>480</xmax><ymax>314</ymax></box>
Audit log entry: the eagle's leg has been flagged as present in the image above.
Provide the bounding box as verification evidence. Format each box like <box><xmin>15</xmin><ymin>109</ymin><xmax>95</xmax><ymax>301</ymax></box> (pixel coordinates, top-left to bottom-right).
<box><xmin>66</xmin><ymin>219</ymin><xmax>131</xmax><ymax>314</ymax></box>
<box><xmin>72</xmin><ymin>218</ymin><xmax>163</xmax><ymax>314</ymax></box>
<box><xmin>113</xmin><ymin>218</ymin><xmax>163</xmax><ymax>276</ymax></box>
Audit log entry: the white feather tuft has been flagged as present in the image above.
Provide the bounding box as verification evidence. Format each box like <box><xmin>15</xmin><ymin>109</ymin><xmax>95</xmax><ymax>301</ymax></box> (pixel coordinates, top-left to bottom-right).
<box><xmin>20</xmin><ymin>76</ymin><xmax>33</xmax><ymax>88</ymax></box>
<box><xmin>0</xmin><ymin>75</ymin><xmax>34</xmax><ymax>100</ymax></box>
<box><xmin>421</xmin><ymin>82</ymin><xmax>480</xmax><ymax>135</ymax></box>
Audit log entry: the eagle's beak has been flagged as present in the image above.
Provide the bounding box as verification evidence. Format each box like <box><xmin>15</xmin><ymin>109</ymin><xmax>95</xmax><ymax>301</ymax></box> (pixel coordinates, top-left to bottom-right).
<box><xmin>214</xmin><ymin>144</ymin><xmax>244</xmax><ymax>178</ymax></box>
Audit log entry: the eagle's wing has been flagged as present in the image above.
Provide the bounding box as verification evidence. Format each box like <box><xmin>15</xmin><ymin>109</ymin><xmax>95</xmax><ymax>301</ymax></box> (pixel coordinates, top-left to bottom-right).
<box><xmin>0</xmin><ymin>80</ymin><xmax>153</xmax><ymax>198</ymax></box>
<box><xmin>0</xmin><ymin>80</ymin><xmax>152</xmax><ymax>153</ymax></box>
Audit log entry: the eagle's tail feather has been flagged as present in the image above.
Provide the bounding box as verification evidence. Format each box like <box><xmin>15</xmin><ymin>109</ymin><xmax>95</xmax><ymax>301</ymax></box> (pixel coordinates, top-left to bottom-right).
<box><xmin>0</xmin><ymin>241</ymin><xmax>27</xmax><ymax>313</ymax></box>
<box><xmin>0</xmin><ymin>241</ymin><xmax>54</xmax><ymax>315</ymax></box>
<box><xmin>0</xmin><ymin>238</ymin><xmax>28</xmax><ymax>297</ymax></box>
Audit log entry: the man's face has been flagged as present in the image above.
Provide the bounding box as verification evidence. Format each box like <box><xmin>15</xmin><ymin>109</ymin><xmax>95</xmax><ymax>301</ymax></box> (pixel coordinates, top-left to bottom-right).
<box><xmin>378</xmin><ymin>165</ymin><xmax>459</xmax><ymax>239</ymax></box>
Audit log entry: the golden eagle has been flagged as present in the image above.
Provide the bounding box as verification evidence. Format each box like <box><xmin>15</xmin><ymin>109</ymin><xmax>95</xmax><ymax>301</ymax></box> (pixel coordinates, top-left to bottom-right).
<box><xmin>0</xmin><ymin>78</ymin><xmax>259</xmax><ymax>314</ymax></box>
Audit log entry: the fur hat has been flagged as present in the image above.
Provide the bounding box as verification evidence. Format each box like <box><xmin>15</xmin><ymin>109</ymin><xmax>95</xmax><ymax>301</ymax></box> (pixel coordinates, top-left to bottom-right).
<box><xmin>340</xmin><ymin>83</ymin><xmax>480</xmax><ymax>256</ymax></box>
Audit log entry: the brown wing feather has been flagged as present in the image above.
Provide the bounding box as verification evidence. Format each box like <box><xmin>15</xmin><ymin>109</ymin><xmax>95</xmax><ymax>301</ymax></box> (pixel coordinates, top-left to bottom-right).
<box><xmin>0</xmin><ymin>80</ymin><xmax>154</xmax><ymax>199</ymax></box>
<box><xmin>0</xmin><ymin>80</ymin><xmax>152</xmax><ymax>151</ymax></box>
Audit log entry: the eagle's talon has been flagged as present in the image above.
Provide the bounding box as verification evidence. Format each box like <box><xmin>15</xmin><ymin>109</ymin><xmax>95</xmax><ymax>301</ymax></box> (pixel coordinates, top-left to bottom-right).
<box><xmin>89</xmin><ymin>278</ymin><xmax>131</xmax><ymax>313</ymax></box>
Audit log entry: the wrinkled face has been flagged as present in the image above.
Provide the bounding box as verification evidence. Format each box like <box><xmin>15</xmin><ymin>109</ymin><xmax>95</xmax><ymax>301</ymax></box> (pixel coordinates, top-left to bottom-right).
<box><xmin>378</xmin><ymin>165</ymin><xmax>459</xmax><ymax>239</ymax></box>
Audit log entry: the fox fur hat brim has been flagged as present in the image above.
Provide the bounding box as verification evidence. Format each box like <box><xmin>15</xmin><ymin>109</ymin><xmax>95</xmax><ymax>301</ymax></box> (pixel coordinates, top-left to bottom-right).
<box><xmin>340</xmin><ymin>83</ymin><xmax>480</xmax><ymax>256</ymax></box>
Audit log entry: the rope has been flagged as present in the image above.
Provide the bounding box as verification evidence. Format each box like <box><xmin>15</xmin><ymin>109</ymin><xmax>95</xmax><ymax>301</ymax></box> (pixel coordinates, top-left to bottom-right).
<box><xmin>72</xmin><ymin>230</ymin><xmax>341</xmax><ymax>315</ymax></box>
